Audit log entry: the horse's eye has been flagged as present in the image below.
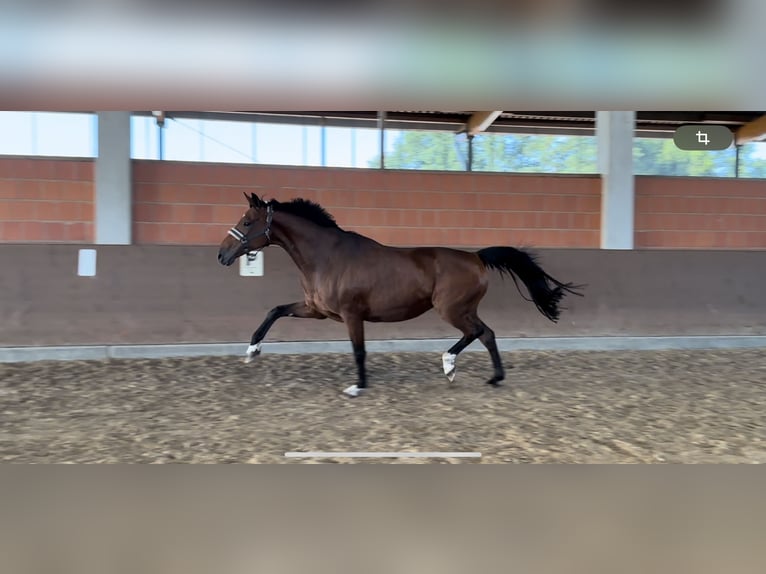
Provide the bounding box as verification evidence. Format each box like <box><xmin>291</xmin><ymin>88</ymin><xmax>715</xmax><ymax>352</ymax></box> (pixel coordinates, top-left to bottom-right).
<box><xmin>243</xmin><ymin>220</ymin><xmax>252</xmax><ymax>227</ymax></box>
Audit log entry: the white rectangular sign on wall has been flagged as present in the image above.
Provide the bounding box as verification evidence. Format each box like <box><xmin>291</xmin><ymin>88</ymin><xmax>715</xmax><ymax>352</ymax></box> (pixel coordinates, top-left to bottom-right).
<box><xmin>77</xmin><ymin>249</ymin><xmax>97</xmax><ymax>277</ymax></box>
<box><xmin>239</xmin><ymin>251</ymin><xmax>264</xmax><ymax>277</ymax></box>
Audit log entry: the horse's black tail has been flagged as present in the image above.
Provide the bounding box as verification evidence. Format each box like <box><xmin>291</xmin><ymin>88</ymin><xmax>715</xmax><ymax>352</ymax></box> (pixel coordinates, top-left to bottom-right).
<box><xmin>476</xmin><ymin>246</ymin><xmax>584</xmax><ymax>323</ymax></box>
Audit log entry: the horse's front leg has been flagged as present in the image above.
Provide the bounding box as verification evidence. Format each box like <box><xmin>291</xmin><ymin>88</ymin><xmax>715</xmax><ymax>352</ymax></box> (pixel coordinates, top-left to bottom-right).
<box><xmin>341</xmin><ymin>314</ymin><xmax>367</xmax><ymax>397</ymax></box>
<box><xmin>245</xmin><ymin>301</ymin><xmax>325</xmax><ymax>362</ymax></box>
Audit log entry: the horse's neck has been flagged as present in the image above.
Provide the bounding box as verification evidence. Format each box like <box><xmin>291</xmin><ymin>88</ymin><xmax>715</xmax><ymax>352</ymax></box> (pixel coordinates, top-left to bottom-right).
<box><xmin>271</xmin><ymin>213</ymin><xmax>339</xmax><ymax>276</ymax></box>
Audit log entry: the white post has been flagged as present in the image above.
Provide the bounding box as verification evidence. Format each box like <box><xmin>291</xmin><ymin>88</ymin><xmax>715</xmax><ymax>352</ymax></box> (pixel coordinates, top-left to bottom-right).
<box><xmin>597</xmin><ymin>111</ymin><xmax>635</xmax><ymax>250</ymax></box>
<box><xmin>95</xmin><ymin>112</ymin><xmax>132</xmax><ymax>245</ymax></box>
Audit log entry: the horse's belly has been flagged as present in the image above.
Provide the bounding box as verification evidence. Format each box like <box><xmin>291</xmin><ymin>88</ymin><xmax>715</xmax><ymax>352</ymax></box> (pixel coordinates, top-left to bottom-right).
<box><xmin>365</xmin><ymin>295</ymin><xmax>432</xmax><ymax>322</ymax></box>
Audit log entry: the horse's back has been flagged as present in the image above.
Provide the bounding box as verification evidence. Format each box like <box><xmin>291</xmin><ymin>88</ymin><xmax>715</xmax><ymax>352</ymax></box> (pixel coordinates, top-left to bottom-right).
<box><xmin>411</xmin><ymin>246</ymin><xmax>484</xmax><ymax>274</ymax></box>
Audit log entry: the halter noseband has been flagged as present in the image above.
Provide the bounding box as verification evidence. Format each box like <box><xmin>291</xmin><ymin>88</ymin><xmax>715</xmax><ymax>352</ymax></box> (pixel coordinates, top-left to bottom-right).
<box><xmin>228</xmin><ymin>202</ymin><xmax>273</xmax><ymax>249</ymax></box>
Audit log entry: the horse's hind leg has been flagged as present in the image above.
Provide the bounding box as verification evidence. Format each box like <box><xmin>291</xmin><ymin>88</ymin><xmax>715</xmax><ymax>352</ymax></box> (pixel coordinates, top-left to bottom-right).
<box><xmin>439</xmin><ymin>311</ymin><xmax>507</xmax><ymax>386</ymax></box>
<box><xmin>476</xmin><ymin>320</ymin><xmax>505</xmax><ymax>387</ymax></box>
<box><xmin>435</xmin><ymin>302</ymin><xmax>486</xmax><ymax>382</ymax></box>
<box><xmin>442</xmin><ymin>320</ymin><xmax>483</xmax><ymax>382</ymax></box>
<box><xmin>434</xmin><ymin>275</ymin><xmax>505</xmax><ymax>385</ymax></box>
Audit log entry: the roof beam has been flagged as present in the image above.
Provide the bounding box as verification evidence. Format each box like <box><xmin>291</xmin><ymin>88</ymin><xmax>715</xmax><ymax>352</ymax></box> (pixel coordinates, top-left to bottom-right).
<box><xmin>465</xmin><ymin>111</ymin><xmax>503</xmax><ymax>135</ymax></box>
<box><xmin>735</xmin><ymin>114</ymin><xmax>766</xmax><ymax>145</ymax></box>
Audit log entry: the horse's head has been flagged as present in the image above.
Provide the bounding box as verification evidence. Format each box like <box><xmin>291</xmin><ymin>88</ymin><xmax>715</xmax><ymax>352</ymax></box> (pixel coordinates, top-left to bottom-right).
<box><xmin>217</xmin><ymin>192</ymin><xmax>274</xmax><ymax>266</ymax></box>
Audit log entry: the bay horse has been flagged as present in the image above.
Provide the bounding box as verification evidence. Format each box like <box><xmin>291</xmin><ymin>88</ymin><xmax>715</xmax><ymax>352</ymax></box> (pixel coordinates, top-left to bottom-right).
<box><xmin>218</xmin><ymin>193</ymin><xmax>582</xmax><ymax>397</ymax></box>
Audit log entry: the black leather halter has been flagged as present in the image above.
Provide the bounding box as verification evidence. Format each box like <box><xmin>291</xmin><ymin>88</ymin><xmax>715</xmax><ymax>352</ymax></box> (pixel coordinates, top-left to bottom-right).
<box><xmin>227</xmin><ymin>202</ymin><xmax>273</xmax><ymax>248</ymax></box>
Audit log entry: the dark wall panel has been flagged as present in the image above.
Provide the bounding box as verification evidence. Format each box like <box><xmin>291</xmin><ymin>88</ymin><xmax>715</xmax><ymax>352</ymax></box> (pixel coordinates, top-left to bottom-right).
<box><xmin>1</xmin><ymin>245</ymin><xmax>765</xmax><ymax>347</ymax></box>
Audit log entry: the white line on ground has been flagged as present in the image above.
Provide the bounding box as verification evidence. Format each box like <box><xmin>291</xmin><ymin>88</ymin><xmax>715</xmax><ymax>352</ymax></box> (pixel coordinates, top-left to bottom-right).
<box><xmin>284</xmin><ymin>452</ymin><xmax>482</xmax><ymax>458</ymax></box>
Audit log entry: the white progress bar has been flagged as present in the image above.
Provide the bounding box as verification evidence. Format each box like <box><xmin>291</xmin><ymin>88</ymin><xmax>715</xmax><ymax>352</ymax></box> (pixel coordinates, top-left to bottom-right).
<box><xmin>285</xmin><ymin>452</ymin><xmax>481</xmax><ymax>459</ymax></box>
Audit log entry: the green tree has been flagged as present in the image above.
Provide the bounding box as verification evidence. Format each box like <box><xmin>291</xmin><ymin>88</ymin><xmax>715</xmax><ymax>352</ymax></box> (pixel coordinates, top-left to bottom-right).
<box><xmin>634</xmin><ymin>138</ymin><xmax>736</xmax><ymax>177</ymax></box>
<box><xmin>368</xmin><ymin>128</ymin><xmax>750</xmax><ymax>177</ymax></box>
<box><xmin>739</xmin><ymin>143</ymin><xmax>766</xmax><ymax>178</ymax></box>
<box><xmin>369</xmin><ymin>131</ymin><xmax>465</xmax><ymax>170</ymax></box>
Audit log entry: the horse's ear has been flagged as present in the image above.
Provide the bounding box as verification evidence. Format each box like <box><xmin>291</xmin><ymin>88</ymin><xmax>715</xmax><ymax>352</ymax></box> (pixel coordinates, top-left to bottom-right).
<box><xmin>244</xmin><ymin>192</ymin><xmax>263</xmax><ymax>207</ymax></box>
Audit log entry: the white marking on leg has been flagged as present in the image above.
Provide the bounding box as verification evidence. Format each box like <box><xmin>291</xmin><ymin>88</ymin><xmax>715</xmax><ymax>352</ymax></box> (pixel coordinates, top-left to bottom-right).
<box><xmin>442</xmin><ymin>352</ymin><xmax>457</xmax><ymax>382</ymax></box>
<box><xmin>244</xmin><ymin>343</ymin><xmax>261</xmax><ymax>363</ymax></box>
<box><xmin>343</xmin><ymin>384</ymin><xmax>364</xmax><ymax>397</ymax></box>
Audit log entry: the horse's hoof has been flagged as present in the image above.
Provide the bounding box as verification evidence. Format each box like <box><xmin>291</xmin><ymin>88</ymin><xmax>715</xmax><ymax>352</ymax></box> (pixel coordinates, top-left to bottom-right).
<box><xmin>243</xmin><ymin>344</ymin><xmax>261</xmax><ymax>364</ymax></box>
<box><xmin>442</xmin><ymin>352</ymin><xmax>457</xmax><ymax>382</ymax></box>
<box><xmin>343</xmin><ymin>384</ymin><xmax>365</xmax><ymax>397</ymax></box>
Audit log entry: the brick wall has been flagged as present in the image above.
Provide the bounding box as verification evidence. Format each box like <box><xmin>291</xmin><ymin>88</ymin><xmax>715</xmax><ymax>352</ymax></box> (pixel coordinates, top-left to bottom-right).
<box><xmin>0</xmin><ymin>158</ymin><xmax>94</xmax><ymax>242</ymax></box>
<box><xmin>2</xmin><ymin>157</ymin><xmax>765</xmax><ymax>249</ymax></box>
<box><xmin>635</xmin><ymin>177</ymin><xmax>766</xmax><ymax>249</ymax></box>
<box><xmin>133</xmin><ymin>161</ymin><xmax>600</xmax><ymax>247</ymax></box>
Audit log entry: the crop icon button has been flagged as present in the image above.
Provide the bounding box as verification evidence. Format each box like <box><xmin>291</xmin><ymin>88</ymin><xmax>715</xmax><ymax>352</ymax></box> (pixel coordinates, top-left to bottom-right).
<box><xmin>674</xmin><ymin>125</ymin><xmax>733</xmax><ymax>151</ymax></box>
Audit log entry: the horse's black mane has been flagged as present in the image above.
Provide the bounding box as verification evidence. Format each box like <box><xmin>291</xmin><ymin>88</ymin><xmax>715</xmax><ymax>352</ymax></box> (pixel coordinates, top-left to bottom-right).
<box><xmin>271</xmin><ymin>198</ymin><xmax>340</xmax><ymax>229</ymax></box>
<box><xmin>271</xmin><ymin>197</ymin><xmax>338</xmax><ymax>227</ymax></box>
<box><xmin>249</xmin><ymin>193</ymin><xmax>362</xmax><ymax>236</ymax></box>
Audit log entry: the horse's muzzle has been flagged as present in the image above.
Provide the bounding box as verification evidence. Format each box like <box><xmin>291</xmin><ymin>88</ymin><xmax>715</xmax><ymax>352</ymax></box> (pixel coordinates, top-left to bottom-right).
<box><xmin>217</xmin><ymin>250</ymin><xmax>236</xmax><ymax>266</ymax></box>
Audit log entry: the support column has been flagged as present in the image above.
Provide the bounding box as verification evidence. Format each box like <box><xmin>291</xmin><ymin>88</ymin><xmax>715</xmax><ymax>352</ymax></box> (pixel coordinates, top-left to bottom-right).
<box><xmin>95</xmin><ymin>112</ymin><xmax>132</xmax><ymax>245</ymax></box>
<box><xmin>467</xmin><ymin>134</ymin><xmax>474</xmax><ymax>171</ymax></box>
<box><xmin>597</xmin><ymin>111</ymin><xmax>635</xmax><ymax>250</ymax></box>
<box><xmin>378</xmin><ymin>111</ymin><xmax>386</xmax><ymax>169</ymax></box>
